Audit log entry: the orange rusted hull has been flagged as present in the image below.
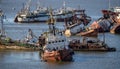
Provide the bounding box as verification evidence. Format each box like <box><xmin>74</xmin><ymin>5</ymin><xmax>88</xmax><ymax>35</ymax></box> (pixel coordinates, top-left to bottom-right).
<box><xmin>41</xmin><ymin>49</ymin><xmax>73</xmax><ymax>62</ymax></box>
<box><xmin>110</xmin><ymin>24</ymin><xmax>120</xmax><ymax>34</ymax></box>
<box><xmin>41</xmin><ymin>51</ymin><xmax>61</xmax><ymax>62</ymax></box>
<box><xmin>77</xmin><ymin>30</ymin><xmax>98</xmax><ymax>37</ymax></box>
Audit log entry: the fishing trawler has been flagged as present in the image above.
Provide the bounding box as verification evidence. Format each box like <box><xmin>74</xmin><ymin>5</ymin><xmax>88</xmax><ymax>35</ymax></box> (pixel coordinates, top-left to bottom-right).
<box><xmin>68</xmin><ymin>37</ymin><xmax>116</xmax><ymax>51</ymax></box>
<box><xmin>14</xmin><ymin>1</ymin><xmax>75</xmax><ymax>23</ymax></box>
<box><xmin>39</xmin><ymin>11</ymin><xmax>74</xmax><ymax>62</ymax></box>
<box><xmin>14</xmin><ymin>0</ymin><xmax>49</xmax><ymax>23</ymax></box>
<box><xmin>52</xmin><ymin>1</ymin><xmax>75</xmax><ymax>22</ymax></box>
<box><xmin>64</xmin><ymin>9</ymin><xmax>91</xmax><ymax>37</ymax></box>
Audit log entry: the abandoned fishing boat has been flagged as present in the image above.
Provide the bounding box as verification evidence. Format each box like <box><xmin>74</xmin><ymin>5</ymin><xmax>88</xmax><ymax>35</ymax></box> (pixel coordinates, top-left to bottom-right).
<box><xmin>39</xmin><ymin>12</ymin><xmax>74</xmax><ymax>62</ymax></box>
<box><xmin>110</xmin><ymin>23</ymin><xmax>120</xmax><ymax>34</ymax></box>
<box><xmin>68</xmin><ymin>37</ymin><xmax>116</xmax><ymax>51</ymax></box>
<box><xmin>14</xmin><ymin>0</ymin><xmax>49</xmax><ymax>23</ymax></box>
<box><xmin>14</xmin><ymin>1</ymin><xmax>76</xmax><ymax>23</ymax></box>
<box><xmin>89</xmin><ymin>7</ymin><xmax>120</xmax><ymax>34</ymax></box>
<box><xmin>52</xmin><ymin>1</ymin><xmax>75</xmax><ymax>22</ymax></box>
<box><xmin>109</xmin><ymin>7</ymin><xmax>120</xmax><ymax>33</ymax></box>
<box><xmin>64</xmin><ymin>9</ymin><xmax>91</xmax><ymax>37</ymax></box>
<box><xmin>89</xmin><ymin>15</ymin><xmax>114</xmax><ymax>33</ymax></box>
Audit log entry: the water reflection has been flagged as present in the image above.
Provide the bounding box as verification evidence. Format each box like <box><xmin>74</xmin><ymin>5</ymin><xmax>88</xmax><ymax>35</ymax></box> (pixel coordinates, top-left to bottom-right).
<box><xmin>0</xmin><ymin>49</ymin><xmax>120</xmax><ymax>69</ymax></box>
<box><xmin>0</xmin><ymin>50</ymin><xmax>41</xmax><ymax>63</ymax></box>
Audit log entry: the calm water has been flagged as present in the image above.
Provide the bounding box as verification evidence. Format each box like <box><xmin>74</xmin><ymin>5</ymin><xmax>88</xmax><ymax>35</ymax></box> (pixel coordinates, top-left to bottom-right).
<box><xmin>0</xmin><ymin>0</ymin><xmax>120</xmax><ymax>69</ymax></box>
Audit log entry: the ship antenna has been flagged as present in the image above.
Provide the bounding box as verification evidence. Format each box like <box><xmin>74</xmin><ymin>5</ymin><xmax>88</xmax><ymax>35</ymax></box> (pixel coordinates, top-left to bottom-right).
<box><xmin>78</xmin><ymin>5</ymin><xmax>81</xmax><ymax>10</ymax></box>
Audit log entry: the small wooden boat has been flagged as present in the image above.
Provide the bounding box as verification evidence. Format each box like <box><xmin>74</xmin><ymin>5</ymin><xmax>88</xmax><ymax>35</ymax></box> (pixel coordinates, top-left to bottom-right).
<box><xmin>68</xmin><ymin>37</ymin><xmax>116</xmax><ymax>52</ymax></box>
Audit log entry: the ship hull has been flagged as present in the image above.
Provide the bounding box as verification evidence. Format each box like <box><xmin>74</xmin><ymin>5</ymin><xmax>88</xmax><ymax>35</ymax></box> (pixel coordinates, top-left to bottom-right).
<box><xmin>69</xmin><ymin>39</ymin><xmax>116</xmax><ymax>52</ymax></box>
<box><xmin>110</xmin><ymin>24</ymin><xmax>120</xmax><ymax>34</ymax></box>
<box><xmin>14</xmin><ymin>13</ymin><xmax>73</xmax><ymax>23</ymax></box>
<box><xmin>41</xmin><ymin>49</ymin><xmax>73</xmax><ymax>62</ymax></box>
<box><xmin>70</xmin><ymin>47</ymin><xmax>116</xmax><ymax>52</ymax></box>
<box><xmin>64</xmin><ymin>23</ymin><xmax>85</xmax><ymax>37</ymax></box>
<box><xmin>14</xmin><ymin>15</ymin><xmax>50</xmax><ymax>23</ymax></box>
<box><xmin>76</xmin><ymin>30</ymin><xmax>98</xmax><ymax>37</ymax></box>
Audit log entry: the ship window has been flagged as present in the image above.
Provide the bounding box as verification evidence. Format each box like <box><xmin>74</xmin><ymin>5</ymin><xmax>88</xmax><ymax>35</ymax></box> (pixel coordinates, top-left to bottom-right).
<box><xmin>52</xmin><ymin>41</ymin><xmax>54</xmax><ymax>43</ymax></box>
<box><xmin>59</xmin><ymin>40</ymin><xmax>61</xmax><ymax>42</ymax></box>
<box><xmin>62</xmin><ymin>40</ymin><xmax>64</xmax><ymax>42</ymax></box>
<box><xmin>55</xmin><ymin>41</ymin><xmax>57</xmax><ymax>43</ymax></box>
<box><xmin>48</xmin><ymin>42</ymin><xmax>51</xmax><ymax>44</ymax></box>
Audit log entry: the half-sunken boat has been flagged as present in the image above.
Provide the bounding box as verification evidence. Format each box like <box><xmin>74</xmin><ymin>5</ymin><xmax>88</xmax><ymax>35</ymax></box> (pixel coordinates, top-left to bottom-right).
<box><xmin>109</xmin><ymin>7</ymin><xmax>120</xmax><ymax>34</ymax></box>
<box><xmin>88</xmin><ymin>7</ymin><xmax>120</xmax><ymax>34</ymax></box>
<box><xmin>39</xmin><ymin>12</ymin><xmax>74</xmax><ymax>62</ymax></box>
<box><xmin>64</xmin><ymin>9</ymin><xmax>91</xmax><ymax>37</ymax></box>
<box><xmin>68</xmin><ymin>37</ymin><xmax>116</xmax><ymax>51</ymax></box>
<box><xmin>89</xmin><ymin>19</ymin><xmax>113</xmax><ymax>33</ymax></box>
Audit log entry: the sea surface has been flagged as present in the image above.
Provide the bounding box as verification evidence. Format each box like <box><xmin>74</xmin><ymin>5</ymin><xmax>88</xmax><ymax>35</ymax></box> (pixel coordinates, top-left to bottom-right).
<box><xmin>0</xmin><ymin>0</ymin><xmax>120</xmax><ymax>69</ymax></box>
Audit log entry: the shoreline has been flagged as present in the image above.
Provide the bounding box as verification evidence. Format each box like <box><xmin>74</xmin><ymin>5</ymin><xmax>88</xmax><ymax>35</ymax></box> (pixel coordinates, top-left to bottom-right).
<box><xmin>0</xmin><ymin>38</ymin><xmax>41</xmax><ymax>51</ymax></box>
<box><xmin>0</xmin><ymin>45</ymin><xmax>40</xmax><ymax>51</ymax></box>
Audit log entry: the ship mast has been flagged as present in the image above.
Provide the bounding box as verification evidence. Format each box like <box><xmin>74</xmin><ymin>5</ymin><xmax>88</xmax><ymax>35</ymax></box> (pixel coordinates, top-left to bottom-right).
<box><xmin>24</xmin><ymin>0</ymin><xmax>31</xmax><ymax>13</ymax></box>
<box><xmin>36</xmin><ymin>0</ymin><xmax>41</xmax><ymax>10</ymax></box>
<box><xmin>62</xmin><ymin>1</ymin><xmax>66</xmax><ymax>14</ymax></box>
<box><xmin>47</xmin><ymin>8</ymin><xmax>56</xmax><ymax>36</ymax></box>
<box><xmin>108</xmin><ymin>0</ymin><xmax>111</xmax><ymax>9</ymax></box>
<box><xmin>63</xmin><ymin>1</ymin><xmax>66</xmax><ymax>9</ymax></box>
<box><xmin>0</xmin><ymin>9</ymin><xmax>5</xmax><ymax>37</ymax></box>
